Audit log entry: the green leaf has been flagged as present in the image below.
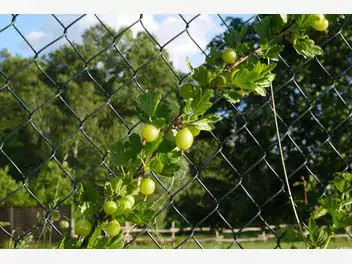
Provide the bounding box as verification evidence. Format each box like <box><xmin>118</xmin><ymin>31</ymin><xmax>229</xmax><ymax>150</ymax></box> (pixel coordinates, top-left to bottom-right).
<box><xmin>153</xmin><ymin>117</ymin><xmax>167</xmax><ymax>129</ymax></box>
<box><xmin>263</xmin><ymin>45</ymin><xmax>284</xmax><ymax>61</ymax></box>
<box><xmin>312</xmin><ymin>206</ymin><xmax>328</xmax><ymax>220</ymax></box>
<box><xmin>222</xmin><ymin>69</ymin><xmax>240</xmax><ymax>84</ymax></box>
<box><xmin>293</xmin><ymin>37</ymin><xmax>323</xmax><ymax>59</ymax></box>
<box><xmin>339</xmin><ymin>216</ymin><xmax>352</xmax><ymax>228</ymax></box>
<box><xmin>223</xmin><ymin>90</ymin><xmax>246</xmax><ymax>104</ymax></box>
<box><xmin>122</xmin><ymin>174</ymin><xmax>139</xmax><ymax>196</ymax></box>
<box><xmin>141</xmin><ymin>136</ymin><xmax>164</xmax><ymax>157</ymax></box>
<box><xmin>254</xmin><ymin>16</ymin><xmax>271</xmax><ymax>38</ymax></box>
<box><xmin>308</xmin><ymin>218</ymin><xmax>318</xmax><ymax>237</ymax></box>
<box><xmin>307</xmin><ymin>218</ymin><xmax>331</xmax><ymax>248</ymax></box>
<box><xmin>342</xmin><ymin>198</ymin><xmax>352</xmax><ymax>208</ymax></box>
<box><xmin>125</xmin><ymin>203</ymin><xmax>155</xmax><ymax>226</ymax></box>
<box><xmin>190</xmin><ymin>114</ymin><xmax>220</xmax><ymax>131</ymax></box>
<box><xmin>110</xmin><ymin>177</ymin><xmax>128</xmax><ymax>197</ymax></box>
<box><xmin>107</xmin><ymin>233</ymin><xmax>124</xmax><ymax>249</ymax></box>
<box><xmin>259</xmin><ymin>38</ymin><xmax>269</xmax><ymax>50</ymax></box>
<box><xmin>236</xmin><ymin>42</ymin><xmax>251</xmax><ymax>55</ymax></box>
<box><xmin>154</xmin><ymin>103</ymin><xmax>172</xmax><ymax>123</ymax></box>
<box><xmin>319</xmin><ymin>197</ymin><xmax>340</xmax><ymax>214</ymax></box>
<box><xmin>161</xmin><ymin>164</ymin><xmax>181</xmax><ymax>177</ymax></box>
<box><xmin>224</xmin><ymin>26</ymin><xmax>248</xmax><ymax>47</ymax></box>
<box><xmin>93</xmin><ymin>237</ymin><xmax>110</xmax><ymax>249</ymax></box>
<box><xmin>206</xmin><ymin>47</ymin><xmax>222</xmax><ymax>66</ymax></box>
<box><xmin>340</xmin><ymin>172</ymin><xmax>352</xmax><ymax>182</ymax></box>
<box><xmin>294</xmin><ymin>14</ymin><xmax>320</xmax><ymax>29</ymax></box>
<box><xmin>104</xmin><ymin>182</ymin><xmax>114</xmax><ymax>198</ymax></box>
<box><xmin>81</xmin><ymin>182</ymin><xmax>100</xmax><ymax>204</ymax></box>
<box><xmin>186</xmin><ymin>56</ymin><xmax>194</xmax><ymax>74</ymax></box>
<box><xmin>158</xmin><ymin>131</ymin><xmax>177</xmax><ymax>154</ymax></box>
<box><xmin>311</xmin><ymin>227</ymin><xmax>329</xmax><ymax>248</ymax></box>
<box><xmin>182</xmin><ymin>98</ymin><xmax>193</xmax><ymax>116</ymax></box>
<box><xmin>128</xmin><ymin>133</ymin><xmax>142</xmax><ymax>162</ymax></box>
<box><xmin>203</xmin><ymin>114</ymin><xmax>221</xmax><ymax>122</ymax></box>
<box><xmin>87</xmin><ymin>221</ymin><xmax>107</xmax><ymax>249</ymax></box>
<box><xmin>155</xmin><ymin>151</ymin><xmax>179</xmax><ymax>165</ymax></box>
<box><xmin>58</xmin><ymin>236</ymin><xmax>65</xmax><ymax>249</ymax></box>
<box><xmin>254</xmin><ymin>87</ymin><xmax>266</xmax><ymax>96</ymax></box>
<box><xmin>63</xmin><ymin>237</ymin><xmax>82</xmax><ymax>249</ymax></box>
<box><xmin>153</xmin><ymin>151</ymin><xmax>181</xmax><ymax>177</ymax></box>
<box><xmin>110</xmin><ymin>141</ymin><xmax>131</xmax><ymax>166</ymax></box>
<box><xmin>191</xmin><ymin>88</ymin><xmax>213</xmax><ymax>117</ymax></box>
<box><xmin>333</xmin><ymin>212</ymin><xmax>352</xmax><ymax>228</ymax></box>
<box><xmin>253</xmin><ymin>61</ymin><xmax>276</xmax><ymax>89</ymax></box>
<box><xmin>280</xmin><ymin>14</ymin><xmax>288</xmax><ymax>23</ymax></box>
<box><xmin>190</xmin><ymin>120</ymin><xmax>215</xmax><ymax>131</ymax></box>
<box><xmin>279</xmin><ymin>228</ymin><xmax>302</xmax><ymax>243</ymax></box>
<box><xmin>136</xmin><ymin>90</ymin><xmax>162</xmax><ymax>122</ymax></box>
<box><xmin>233</xmin><ymin>68</ymin><xmax>259</xmax><ymax>89</ymax></box>
<box><xmin>254</xmin><ymin>61</ymin><xmax>277</xmax><ymax>76</ymax></box>
<box><xmin>148</xmin><ymin>156</ymin><xmax>164</xmax><ymax>173</ymax></box>
<box><xmin>334</xmin><ymin>178</ymin><xmax>352</xmax><ymax>194</ymax></box>
<box><xmin>193</xmin><ymin>66</ymin><xmax>212</xmax><ymax>86</ymax></box>
<box><xmin>254</xmin><ymin>73</ymin><xmax>275</xmax><ymax>89</ymax></box>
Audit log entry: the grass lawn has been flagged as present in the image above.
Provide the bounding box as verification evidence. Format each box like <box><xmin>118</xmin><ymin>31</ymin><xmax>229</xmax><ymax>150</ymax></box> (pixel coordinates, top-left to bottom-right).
<box><xmin>3</xmin><ymin>237</ymin><xmax>350</xmax><ymax>249</ymax></box>
<box><xmin>126</xmin><ymin>237</ymin><xmax>352</xmax><ymax>249</ymax></box>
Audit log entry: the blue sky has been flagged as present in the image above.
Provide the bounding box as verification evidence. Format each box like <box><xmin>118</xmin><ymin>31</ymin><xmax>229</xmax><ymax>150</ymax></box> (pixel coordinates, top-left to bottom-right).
<box><xmin>0</xmin><ymin>14</ymin><xmax>254</xmax><ymax>72</ymax></box>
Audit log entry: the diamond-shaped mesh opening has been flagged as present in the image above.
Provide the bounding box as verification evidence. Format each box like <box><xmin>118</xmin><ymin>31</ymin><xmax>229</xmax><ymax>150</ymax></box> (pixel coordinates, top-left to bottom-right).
<box><xmin>187</xmin><ymin>136</ymin><xmax>220</xmax><ymax>168</ymax></box>
<box><xmin>0</xmin><ymin>25</ymin><xmax>34</xmax><ymax>58</ymax></box>
<box><xmin>317</xmin><ymin>38</ymin><xmax>352</xmax><ymax>78</ymax></box>
<box><xmin>134</xmin><ymin>55</ymin><xmax>180</xmax><ymax>95</ymax></box>
<box><xmin>311</xmin><ymin>88</ymin><xmax>351</xmax><ymax>132</ymax></box>
<box><xmin>307</xmin><ymin>143</ymin><xmax>348</xmax><ymax>183</ymax></box>
<box><xmin>1</xmin><ymin>123</ymin><xmax>52</xmax><ymax>174</ymax></box>
<box><xmin>54</xmin><ymin>131</ymin><xmax>104</xmax><ymax>180</ymax></box>
<box><xmin>108</xmin><ymin>81</ymin><xmax>145</xmax><ymax>128</ymax></box>
<box><xmin>241</xmin><ymin>161</ymin><xmax>284</xmax><ymax>207</ymax></box>
<box><xmin>287</xmin><ymin>112</ymin><xmax>329</xmax><ymax>156</ymax></box>
<box><xmin>15</xmin><ymin>15</ymin><xmax>64</xmax><ymax>53</ymax></box>
<box><xmin>221</xmin><ymin>129</ymin><xmax>266</xmax><ymax>175</ymax></box>
<box><xmin>81</xmin><ymin>104</ymin><xmax>129</xmax><ymax>153</ymax></box>
<box><xmin>26</xmin><ymin>160</ymin><xmax>74</xmax><ymax>207</ymax></box>
<box><xmin>328</xmin><ymin>120</ymin><xmax>352</xmax><ymax>162</ymax></box>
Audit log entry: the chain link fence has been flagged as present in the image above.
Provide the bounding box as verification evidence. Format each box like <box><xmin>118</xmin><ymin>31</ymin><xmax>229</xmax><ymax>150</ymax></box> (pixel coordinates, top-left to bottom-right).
<box><xmin>0</xmin><ymin>14</ymin><xmax>351</xmax><ymax>249</ymax></box>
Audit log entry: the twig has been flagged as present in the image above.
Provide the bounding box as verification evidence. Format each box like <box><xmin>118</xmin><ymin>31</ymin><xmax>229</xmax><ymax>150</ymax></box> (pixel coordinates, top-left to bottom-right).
<box><xmin>228</xmin><ymin>48</ymin><xmax>262</xmax><ymax>71</ymax></box>
<box><xmin>227</xmin><ymin>24</ymin><xmax>295</xmax><ymax>72</ymax></box>
<box><xmin>301</xmin><ymin>176</ymin><xmax>308</xmax><ymax>205</ymax></box>
<box><xmin>268</xmin><ymin>67</ymin><xmax>308</xmax><ymax>247</ymax></box>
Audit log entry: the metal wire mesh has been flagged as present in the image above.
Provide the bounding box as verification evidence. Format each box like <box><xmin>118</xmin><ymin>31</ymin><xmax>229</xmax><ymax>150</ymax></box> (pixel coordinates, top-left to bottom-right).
<box><xmin>0</xmin><ymin>14</ymin><xmax>351</xmax><ymax>249</ymax></box>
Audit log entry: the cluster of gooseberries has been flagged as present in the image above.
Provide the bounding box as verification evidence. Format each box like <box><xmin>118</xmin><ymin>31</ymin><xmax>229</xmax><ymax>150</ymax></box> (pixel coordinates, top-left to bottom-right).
<box><xmin>141</xmin><ymin>121</ymin><xmax>198</xmax><ymax>152</ymax></box>
<box><xmin>141</xmin><ymin>117</ymin><xmax>199</xmax><ymax>155</ymax></box>
<box><xmin>74</xmin><ymin>174</ymin><xmax>155</xmax><ymax>238</ymax></box>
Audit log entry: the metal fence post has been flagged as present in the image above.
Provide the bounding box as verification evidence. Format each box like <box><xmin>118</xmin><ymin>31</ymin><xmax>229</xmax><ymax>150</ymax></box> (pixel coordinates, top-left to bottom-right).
<box><xmin>9</xmin><ymin>206</ymin><xmax>14</xmax><ymax>233</ymax></box>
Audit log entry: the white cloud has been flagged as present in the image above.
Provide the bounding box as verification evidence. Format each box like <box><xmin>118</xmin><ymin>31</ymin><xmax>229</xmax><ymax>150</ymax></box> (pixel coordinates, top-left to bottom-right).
<box><xmin>22</xmin><ymin>14</ymin><xmax>222</xmax><ymax>72</ymax></box>
<box><xmin>26</xmin><ymin>31</ymin><xmax>51</xmax><ymax>42</ymax></box>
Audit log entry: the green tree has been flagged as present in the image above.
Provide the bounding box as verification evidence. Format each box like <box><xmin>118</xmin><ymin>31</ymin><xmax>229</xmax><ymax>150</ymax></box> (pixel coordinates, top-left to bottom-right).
<box><xmin>28</xmin><ymin>161</ymin><xmax>73</xmax><ymax>206</ymax></box>
<box><xmin>0</xmin><ymin>166</ymin><xmax>32</xmax><ymax>206</ymax></box>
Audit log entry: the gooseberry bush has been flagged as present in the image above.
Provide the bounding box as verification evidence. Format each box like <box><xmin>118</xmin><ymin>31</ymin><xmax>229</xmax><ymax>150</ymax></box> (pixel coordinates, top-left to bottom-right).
<box><xmin>57</xmin><ymin>14</ymin><xmax>347</xmax><ymax>249</ymax></box>
<box><xmin>285</xmin><ymin>173</ymin><xmax>352</xmax><ymax>249</ymax></box>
